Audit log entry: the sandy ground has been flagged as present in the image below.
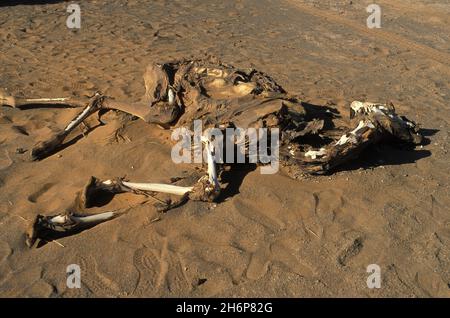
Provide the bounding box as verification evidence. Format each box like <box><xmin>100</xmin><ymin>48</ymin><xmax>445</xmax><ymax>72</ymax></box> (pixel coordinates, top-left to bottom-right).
<box><xmin>0</xmin><ymin>0</ymin><xmax>449</xmax><ymax>297</ymax></box>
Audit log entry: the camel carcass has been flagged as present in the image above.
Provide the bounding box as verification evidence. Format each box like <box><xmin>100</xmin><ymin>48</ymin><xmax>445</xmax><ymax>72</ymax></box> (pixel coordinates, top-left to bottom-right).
<box><xmin>0</xmin><ymin>56</ymin><xmax>423</xmax><ymax>246</ymax></box>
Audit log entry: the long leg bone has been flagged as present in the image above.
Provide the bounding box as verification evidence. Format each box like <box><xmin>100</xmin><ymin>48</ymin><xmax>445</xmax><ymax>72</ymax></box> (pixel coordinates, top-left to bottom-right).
<box><xmin>78</xmin><ymin>176</ymin><xmax>194</xmax><ymax>209</ymax></box>
<box><xmin>0</xmin><ymin>88</ymin><xmax>87</xmax><ymax>109</ymax></box>
<box><xmin>3</xmin><ymin>63</ymin><xmax>182</xmax><ymax>160</ymax></box>
<box><xmin>78</xmin><ymin>136</ymin><xmax>221</xmax><ymax>211</ymax></box>
<box><xmin>1</xmin><ymin>88</ymin><xmax>180</xmax><ymax>124</ymax></box>
<box><xmin>188</xmin><ymin>136</ymin><xmax>221</xmax><ymax>201</ymax></box>
<box><xmin>121</xmin><ymin>182</ymin><xmax>193</xmax><ymax>195</ymax></box>
<box><xmin>30</xmin><ymin>93</ymin><xmax>105</xmax><ymax>160</ymax></box>
<box><xmin>26</xmin><ymin>210</ymin><xmax>124</xmax><ymax>248</ymax></box>
<box><xmin>27</xmin><ymin>94</ymin><xmax>182</xmax><ymax>161</ymax></box>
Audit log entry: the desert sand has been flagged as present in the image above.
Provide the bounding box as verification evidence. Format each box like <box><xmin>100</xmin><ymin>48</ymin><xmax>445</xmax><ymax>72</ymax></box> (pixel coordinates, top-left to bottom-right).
<box><xmin>0</xmin><ymin>0</ymin><xmax>449</xmax><ymax>297</ymax></box>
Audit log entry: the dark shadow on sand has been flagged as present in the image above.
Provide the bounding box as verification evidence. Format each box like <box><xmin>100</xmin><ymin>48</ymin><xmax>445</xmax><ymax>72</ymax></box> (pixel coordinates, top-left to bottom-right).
<box><xmin>32</xmin><ymin>225</ymin><xmax>95</xmax><ymax>248</ymax></box>
<box><xmin>334</xmin><ymin>128</ymin><xmax>437</xmax><ymax>172</ymax></box>
<box><xmin>34</xmin><ymin>122</ymin><xmax>103</xmax><ymax>161</ymax></box>
<box><xmin>216</xmin><ymin>163</ymin><xmax>257</xmax><ymax>203</ymax></box>
<box><xmin>332</xmin><ymin>142</ymin><xmax>432</xmax><ymax>173</ymax></box>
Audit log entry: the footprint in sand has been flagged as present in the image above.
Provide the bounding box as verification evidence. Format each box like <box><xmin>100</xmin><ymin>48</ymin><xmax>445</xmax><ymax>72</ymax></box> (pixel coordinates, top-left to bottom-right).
<box><xmin>337</xmin><ymin>236</ymin><xmax>364</xmax><ymax>267</ymax></box>
<box><xmin>27</xmin><ymin>183</ymin><xmax>55</xmax><ymax>203</ymax></box>
<box><xmin>132</xmin><ymin>240</ymin><xmax>191</xmax><ymax>296</ymax></box>
<box><xmin>71</xmin><ymin>255</ymin><xmax>120</xmax><ymax>297</ymax></box>
<box><xmin>0</xmin><ymin>150</ymin><xmax>13</xmax><ymax>170</ymax></box>
<box><xmin>0</xmin><ymin>241</ymin><xmax>12</xmax><ymax>264</ymax></box>
<box><xmin>246</xmin><ymin>243</ymin><xmax>316</xmax><ymax>281</ymax></box>
<box><xmin>270</xmin><ymin>241</ymin><xmax>316</xmax><ymax>278</ymax></box>
<box><xmin>132</xmin><ymin>247</ymin><xmax>161</xmax><ymax>296</ymax></box>
<box><xmin>232</xmin><ymin>198</ymin><xmax>286</xmax><ymax>231</ymax></box>
<box><xmin>246</xmin><ymin>251</ymin><xmax>271</xmax><ymax>281</ymax></box>
<box><xmin>415</xmin><ymin>270</ymin><xmax>450</xmax><ymax>297</ymax></box>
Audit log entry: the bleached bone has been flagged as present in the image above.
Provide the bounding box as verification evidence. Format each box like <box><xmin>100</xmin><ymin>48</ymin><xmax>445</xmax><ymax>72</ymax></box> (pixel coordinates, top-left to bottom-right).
<box><xmin>120</xmin><ymin>181</ymin><xmax>193</xmax><ymax>196</ymax></box>
<box><xmin>77</xmin><ymin>176</ymin><xmax>187</xmax><ymax>208</ymax></box>
<box><xmin>4</xmin><ymin>63</ymin><xmax>183</xmax><ymax>161</ymax></box>
<box><xmin>6</xmin><ymin>58</ymin><xmax>424</xmax><ymax>248</ymax></box>
<box><xmin>79</xmin><ymin>135</ymin><xmax>221</xmax><ymax>211</ymax></box>
<box><xmin>168</xmin><ymin>88</ymin><xmax>175</xmax><ymax>106</ymax></box>
<box><xmin>201</xmin><ymin>136</ymin><xmax>220</xmax><ymax>192</ymax></box>
<box><xmin>350</xmin><ymin>101</ymin><xmax>389</xmax><ymax>117</ymax></box>
<box><xmin>298</xmin><ymin>101</ymin><xmax>423</xmax><ymax>174</ymax></box>
<box><xmin>49</xmin><ymin>211</ymin><xmax>117</xmax><ymax>224</ymax></box>
<box><xmin>334</xmin><ymin>120</ymin><xmax>375</xmax><ymax>146</ymax></box>
<box><xmin>305</xmin><ymin>148</ymin><xmax>327</xmax><ymax>160</ymax></box>
<box><xmin>26</xmin><ymin>210</ymin><xmax>122</xmax><ymax>247</ymax></box>
<box><xmin>30</xmin><ymin>93</ymin><xmax>105</xmax><ymax>160</ymax></box>
<box><xmin>29</xmin><ymin>96</ymin><xmax>181</xmax><ymax>161</ymax></box>
<box><xmin>0</xmin><ymin>89</ymin><xmax>87</xmax><ymax>108</ymax></box>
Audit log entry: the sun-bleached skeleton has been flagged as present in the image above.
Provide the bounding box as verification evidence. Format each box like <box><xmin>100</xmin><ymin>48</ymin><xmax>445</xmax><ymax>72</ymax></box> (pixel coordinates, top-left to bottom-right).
<box><xmin>0</xmin><ymin>57</ymin><xmax>423</xmax><ymax>246</ymax></box>
<box><xmin>24</xmin><ymin>136</ymin><xmax>219</xmax><ymax>247</ymax></box>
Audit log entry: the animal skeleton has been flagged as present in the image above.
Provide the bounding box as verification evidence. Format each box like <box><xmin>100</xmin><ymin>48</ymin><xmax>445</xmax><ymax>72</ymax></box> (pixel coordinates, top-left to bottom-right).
<box><xmin>0</xmin><ymin>56</ymin><xmax>423</xmax><ymax>247</ymax></box>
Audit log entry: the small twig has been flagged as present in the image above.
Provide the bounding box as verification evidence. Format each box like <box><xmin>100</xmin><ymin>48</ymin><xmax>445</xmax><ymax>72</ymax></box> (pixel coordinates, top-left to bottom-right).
<box><xmin>133</xmin><ymin>189</ymin><xmax>167</xmax><ymax>205</ymax></box>
<box><xmin>306</xmin><ymin>227</ymin><xmax>319</xmax><ymax>238</ymax></box>
<box><xmin>149</xmin><ymin>216</ymin><xmax>161</xmax><ymax>224</ymax></box>
<box><xmin>16</xmin><ymin>215</ymin><xmax>28</xmax><ymax>222</ymax></box>
<box><xmin>7</xmin><ymin>212</ymin><xmax>29</xmax><ymax>223</ymax></box>
<box><xmin>49</xmin><ymin>240</ymin><xmax>65</xmax><ymax>248</ymax></box>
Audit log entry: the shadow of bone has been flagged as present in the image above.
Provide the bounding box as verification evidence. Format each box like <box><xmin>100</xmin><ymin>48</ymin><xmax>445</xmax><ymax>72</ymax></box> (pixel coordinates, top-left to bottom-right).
<box><xmin>31</xmin><ymin>225</ymin><xmax>93</xmax><ymax>249</ymax></box>
<box><xmin>31</xmin><ymin>122</ymin><xmax>104</xmax><ymax>161</ymax></box>
<box><xmin>417</xmin><ymin>128</ymin><xmax>439</xmax><ymax>146</ymax></box>
<box><xmin>216</xmin><ymin>163</ymin><xmax>257</xmax><ymax>203</ymax></box>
